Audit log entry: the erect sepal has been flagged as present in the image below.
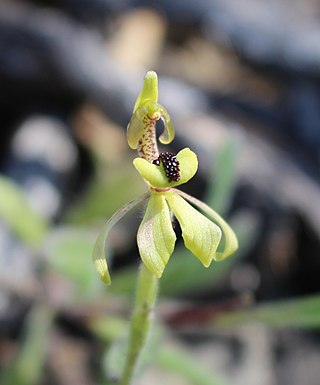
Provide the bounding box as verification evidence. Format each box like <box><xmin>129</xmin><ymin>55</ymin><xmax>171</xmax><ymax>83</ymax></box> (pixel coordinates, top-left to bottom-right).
<box><xmin>133</xmin><ymin>71</ymin><xmax>158</xmax><ymax>113</ymax></box>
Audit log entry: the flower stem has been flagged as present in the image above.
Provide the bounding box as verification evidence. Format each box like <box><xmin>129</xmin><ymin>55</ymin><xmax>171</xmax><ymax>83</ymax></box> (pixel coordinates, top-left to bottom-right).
<box><xmin>120</xmin><ymin>263</ymin><xmax>159</xmax><ymax>385</ymax></box>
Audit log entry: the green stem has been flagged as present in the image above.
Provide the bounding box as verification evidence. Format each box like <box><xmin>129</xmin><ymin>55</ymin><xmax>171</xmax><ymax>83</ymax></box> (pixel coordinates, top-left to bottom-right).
<box><xmin>120</xmin><ymin>263</ymin><xmax>159</xmax><ymax>385</ymax></box>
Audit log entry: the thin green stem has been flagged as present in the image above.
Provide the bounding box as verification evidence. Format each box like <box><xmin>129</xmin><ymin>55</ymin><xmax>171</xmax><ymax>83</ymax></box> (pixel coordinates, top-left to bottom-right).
<box><xmin>120</xmin><ymin>263</ymin><xmax>159</xmax><ymax>385</ymax></box>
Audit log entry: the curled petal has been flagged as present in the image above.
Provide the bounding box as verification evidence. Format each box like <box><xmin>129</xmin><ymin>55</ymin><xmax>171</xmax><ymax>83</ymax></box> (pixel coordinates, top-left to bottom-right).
<box><xmin>133</xmin><ymin>70</ymin><xmax>158</xmax><ymax>113</ymax></box>
<box><xmin>93</xmin><ymin>193</ymin><xmax>150</xmax><ymax>284</ymax></box>
<box><xmin>174</xmin><ymin>189</ymin><xmax>238</xmax><ymax>260</ymax></box>
<box><xmin>133</xmin><ymin>148</ymin><xmax>198</xmax><ymax>188</ymax></box>
<box><xmin>159</xmin><ymin>105</ymin><xmax>175</xmax><ymax>145</ymax></box>
<box><xmin>137</xmin><ymin>193</ymin><xmax>176</xmax><ymax>277</ymax></box>
<box><xmin>165</xmin><ymin>192</ymin><xmax>222</xmax><ymax>267</ymax></box>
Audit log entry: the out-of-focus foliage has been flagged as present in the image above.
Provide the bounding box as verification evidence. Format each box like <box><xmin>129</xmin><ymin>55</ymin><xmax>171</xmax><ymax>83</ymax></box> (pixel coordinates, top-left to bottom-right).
<box><xmin>0</xmin><ymin>176</ymin><xmax>48</xmax><ymax>246</ymax></box>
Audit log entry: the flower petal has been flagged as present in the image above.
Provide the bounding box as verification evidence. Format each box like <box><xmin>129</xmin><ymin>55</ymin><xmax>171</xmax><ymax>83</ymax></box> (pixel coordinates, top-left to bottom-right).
<box><xmin>93</xmin><ymin>193</ymin><xmax>150</xmax><ymax>284</ymax></box>
<box><xmin>176</xmin><ymin>148</ymin><xmax>198</xmax><ymax>185</ymax></box>
<box><xmin>174</xmin><ymin>189</ymin><xmax>238</xmax><ymax>260</ymax></box>
<box><xmin>158</xmin><ymin>105</ymin><xmax>175</xmax><ymax>145</ymax></box>
<box><xmin>165</xmin><ymin>192</ymin><xmax>222</xmax><ymax>267</ymax></box>
<box><xmin>137</xmin><ymin>193</ymin><xmax>176</xmax><ymax>277</ymax></box>
<box><xmin>133</xmin><ymin>148</ymin><xmax>198</xmax><ymax>188</ymax></box>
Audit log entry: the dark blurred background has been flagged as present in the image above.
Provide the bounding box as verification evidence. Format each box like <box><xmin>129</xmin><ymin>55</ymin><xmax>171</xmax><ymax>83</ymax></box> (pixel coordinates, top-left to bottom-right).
<box><xmin>1</xmin><ymin>1</ymin><xmax>320</xmax><ymax>384</ymax></box>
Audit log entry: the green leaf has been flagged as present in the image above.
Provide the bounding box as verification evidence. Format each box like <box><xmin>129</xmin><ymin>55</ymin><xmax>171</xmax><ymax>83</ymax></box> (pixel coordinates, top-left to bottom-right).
<box><xmin>212</xmin><ymin>294</ymin><xmax>320</xmax><ymax>329</ymax></box>
<box><xmin>0</xmin><ymin>176</ymin><xmax>48</xmax><ymax>247</ymax></box>
<box><xmin>0</xmin><ymin>303</ymin><xmax>54</xmax><ymax>385</ymax></box>
<box><xmin>157</xmin><ymin>345</ymin><xmax>229</xmax><ymax>385</ymax></box>
<box><xmin>175</xmin><ymin>189</ymin><xmax>238</xmax><ymax>261</ymax></box>
<box><xmin>93</xmin><ymin>193</ymin><xmax>149</xmax><ymax>284</ymax></box>
<box><xmin>137</xmin><ymin>193</ymin><xmax>176</xmax><ymax>277</ymax></box>
<box><xmin>165</xmin><ymin>191</ymin><xmax>222</xmax><ymax>267</ymax></box>
<box><xmin>45</xmin><ymin>228</ymin><xmax>100</xmax><ymax>297</ymax></box>
<box><xmin>133</xmin><ymin>148</ymin><xmax>198</xmax><ymax>188</ymax></box>
<box><xmin>206</xmin><ymin>138</ymin><xmax>238</xmax><ymax>215</ymax></box>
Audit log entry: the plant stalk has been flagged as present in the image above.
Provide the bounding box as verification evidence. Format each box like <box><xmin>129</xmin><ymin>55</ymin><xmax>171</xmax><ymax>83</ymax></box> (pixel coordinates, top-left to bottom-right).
<box><xmin>119</xmin><ymin>263</ymin><xmax>159</xmax><ymax>385</ymax></box>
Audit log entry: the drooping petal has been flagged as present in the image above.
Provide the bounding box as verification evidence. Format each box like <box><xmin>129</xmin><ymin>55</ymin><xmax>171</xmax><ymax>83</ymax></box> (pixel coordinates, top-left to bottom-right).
<box><xmin>174</xmin><ymin>189</ymin><xmax>238</xmax><ymax>260</ymax></box>
<box><xmin>133</xmin><ymin>148</ymin><xmax>198</xmax><ymax>188</ymax></box>
<box><xmin>137</xmin><ymin>193</ymin><xmax>176</xmax><ymax>277</ymax></box>
<box><xmin>133</xmin><ymin>71</ymin><xmax>158</xmax><ymax>113</ymax></box>
<box><xmin>158</xmin><ymin>105</ymin><xmax>175</xmax><ymax>145</ymax></box>
<box><xmin>93</xmin><ymin>193</ymin><xmax>150</xmax><ymax>284</ymax></box>
<box><xmin>165</xmin><ymin>192</ymin><xmax>222</xmax><ymax>267</ymax></box>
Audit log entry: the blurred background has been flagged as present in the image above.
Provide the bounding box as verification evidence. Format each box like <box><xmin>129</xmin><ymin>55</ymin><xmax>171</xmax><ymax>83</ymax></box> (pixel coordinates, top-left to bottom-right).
<box><xmin>1</xmin><ymin>0</ymin><xmax>320</xmax><ymax>384</ymax></box>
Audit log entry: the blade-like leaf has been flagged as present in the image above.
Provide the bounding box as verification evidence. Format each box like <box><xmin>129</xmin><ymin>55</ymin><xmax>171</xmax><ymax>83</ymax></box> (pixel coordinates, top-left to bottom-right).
<box><xmin>165</xmin><ymin>191</ymin><xmax>222</xmax><ymax>267</ymax></box>
<box><xmin>157</xmin><ymin>345</ymin><xmax>230</xmax><ymax>385</ymax></box>
<box><xmin>93</xmin><ymin>193</ymin><xmax>149</xmax><ymax>284</ymax></box>
<box><xmin>137</xmin><ymin>193</ymin><xmax>176</xmax><ymax>278</ymax></box>
<box><xmin>0</xmin><ymin>303</ymin><xmax>54</xmax><ymax>385</ymax></box>
<box><xmin>212</xmin><ymin>294</ymin><xmax>320</xmax><ymax>329</ymax></box>
<box><xmin>175</xmin><ymin>189</ymin><xmax>238</xmax><ymax>261</ymax></box>
<box><xmin>0</xmin><ymin>176</ymin><xmax>48</xmax><ymax>247</ymax></box>
<box><xmin>206</xmin><ymin>138</ymin><xmax>238</xmax><ymax>215</ymax></box>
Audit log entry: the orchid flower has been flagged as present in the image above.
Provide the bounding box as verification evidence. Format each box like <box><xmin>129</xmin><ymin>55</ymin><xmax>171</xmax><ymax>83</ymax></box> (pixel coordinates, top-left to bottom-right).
<box><xmin>93</xmin><ymin>71</ymin><xmax>238</xmax><ymax>284</ymax></box>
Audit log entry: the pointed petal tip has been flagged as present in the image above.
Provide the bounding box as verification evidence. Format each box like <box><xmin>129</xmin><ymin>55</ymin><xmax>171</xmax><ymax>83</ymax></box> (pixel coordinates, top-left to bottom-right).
<box><xmin>202</xmin><ymin>259</ymin><xmax>212</xmax><ymax>268</ymax></box>
<box><xmin>93</xmin><ymin>257</ymin><xmax>111</xmax><ymax>285</ymax></box>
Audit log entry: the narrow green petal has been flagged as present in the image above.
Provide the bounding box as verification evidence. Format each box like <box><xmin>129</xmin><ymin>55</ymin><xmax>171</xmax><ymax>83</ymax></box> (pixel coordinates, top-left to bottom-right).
<box><xmin>133</xmin><ymin>71</ymin><xmax>158</xmax><ymax>113</ymax></box>
<box><xmin>158</xmin><ymin>105</ymin><xmax>175</xmax><ymax>144</ymax></box>
<box><xmin>137</xmin><ymin>193</ymin><xmax>176</xmax><ymax>277</ymax></box>
<box><xmin>165</xmin><ymin>192</ymin><xmax>222</xmax><ymax>267</ymax></box>
<box><xmin>175</xmin><ymin>189</ymin><xmax>238</xmax><ymax>260</ymax></box>
<box><xmin>133</xmin><ymin>148</ymin><xmax>198</xmax><ymax>188</ymax></box>
<box><xmin>93</xmin><ymin>193</ymin><xmax>150</xmax><ymax>284</ymax></box>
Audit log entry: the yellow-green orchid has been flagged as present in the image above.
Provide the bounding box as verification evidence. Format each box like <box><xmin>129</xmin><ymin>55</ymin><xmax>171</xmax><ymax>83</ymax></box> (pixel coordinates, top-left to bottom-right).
<box><xmin>93</xmin><ymin>71</ymin><xmax>238</xmax><ymax>284</ymax></box>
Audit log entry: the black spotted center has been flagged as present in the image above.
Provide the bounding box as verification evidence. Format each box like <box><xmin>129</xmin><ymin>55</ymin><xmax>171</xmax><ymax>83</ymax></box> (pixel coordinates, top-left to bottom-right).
<box><xmin>153</xmin><ymin>152</ymin><xmax>180</xmax><ymax>182</ymax></box>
